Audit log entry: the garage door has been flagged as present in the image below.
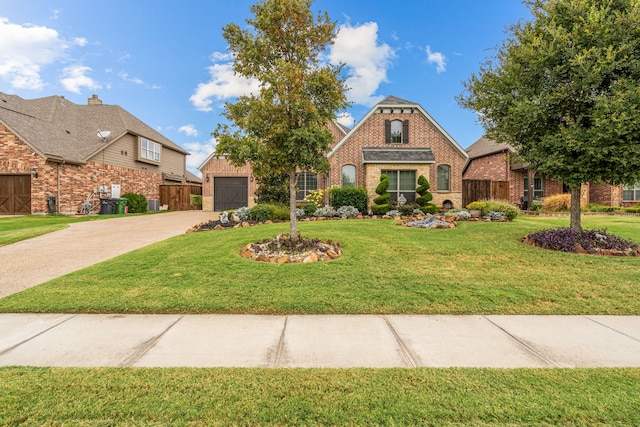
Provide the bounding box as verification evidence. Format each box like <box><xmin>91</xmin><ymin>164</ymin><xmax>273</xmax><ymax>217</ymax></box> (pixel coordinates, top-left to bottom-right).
<box><xmin>214</xmin><ymin>177</ymin><xmax>248</xmax><ymax>211</ymax></box>
<box><xmin>0</xmin><ymin>175</ymin><xmax>31</xmax><ymax>214</ymax></box>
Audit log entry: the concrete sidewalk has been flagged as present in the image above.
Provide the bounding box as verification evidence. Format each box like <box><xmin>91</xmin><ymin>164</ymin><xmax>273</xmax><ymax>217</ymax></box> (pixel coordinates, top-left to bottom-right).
<box><xmin>0</xmin><ymin>211</ymin><xmax>216</xmax><ymax>298</ymax></box>
<box><xmin>1</xmin><ymin>313</ymin><xmax>639</xmax><ymax>368</ymax></box>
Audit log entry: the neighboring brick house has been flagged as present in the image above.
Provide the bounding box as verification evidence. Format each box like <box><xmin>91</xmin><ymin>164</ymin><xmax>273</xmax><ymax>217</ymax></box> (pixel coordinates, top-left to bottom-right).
<box><xmin>200</xmin><ymin>96</ymin><xmax>468</xmax><ymax>211</ymax></box>
<box><xmin>0</xmin><ymin>92</ymin><xmax>190</xmax><ymax>214</ymax></box>
<box><xmin>463</xmin><ymin>137</ymin><xmax>638</xmax><ymax>208</ymax></box>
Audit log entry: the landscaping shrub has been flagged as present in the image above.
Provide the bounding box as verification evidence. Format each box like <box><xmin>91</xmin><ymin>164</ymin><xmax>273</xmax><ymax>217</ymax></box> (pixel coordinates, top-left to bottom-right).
<box><xmin>329</xmin><ymin>186</ymin><xmax>369</xmax><ymax>214</ymax></box>
<box><xmin>543</xmin><ymin>194</ymin><xmax>570</xmax><ymax>212</ymax></box>
<box><xmin>122</xmin><ymin>192</ymin><xmax>147</xmax><ymax>213</ymax></box>
<box><xmin>336</xmin><ymin>205</ymin><xmax>360</xmax><ymax>219</ymax></box>
<box><xmin>466</xmin><ymin>200</ymin><xmax>488</xmax><ymax>214</ymax></box>
<box><xmin>487</xmin><ymin>211</ymin><xmax>507</xmax><ymax>221</ymax></box>
<box><xmin>248</xmin><ymin>204</ymin><xmax>273</xmax><ymax>222</ymax></box>
<box><xmin>526</xmin><ymin>228</ymin><xmax>638</xmax><ymax>253</ymax></box>
<box><xmin>301</xmin><ymin>203</ymin><xmax>317</xmax><ymax>217</ymax></box>
<box><xmin>304</xmin><ymin>189</ymin><xmax>326</xmax><ymax>207</ymax></box>
<box><xmin>372</xmin><ymin>174</ymin><xmax>390</xmax><ymax>215</ymax></box>
<box><xmin>386</xmin><ymin>209</ymin><xmax>401</xmax><ymax>217</ymax></box>
<box><xmin>587</xmin><ymin>203</ymin><xmax>619</xmax><ymax>213</ymax></box>
<box><xmin>625</xmin><ymin>206</ymin><xmax>640</xmax><ymax>213</ymax></box>
<box><xmin>398</xmin><ymin>202</ymin><xmax>420</xmax><ymax>216</ymax></box>
<box><xmin>314</xmin><ymin>206</ymin><xmax>337</xmax><ymax>217</ymax></box>
<box><xmin>448</xmin><ymin>209</ymin><xmax>471</xmax><ymax>220</ymax></box>
<box><xmin>269</xmin><ymin>204</ymin><xmax>290</xmax><ymax>221</ymax></box>
<box><xmin>485</xmin><ymin>200</ymin><xmax>519</xmax><ymax>220</ymax></box>
<box><xmin>254</xmin><ymin>173</ymin><xmax>289</xmax><ymax>205</ymax></box>
<box><xmin>415</xmin><ymin>175</ymin><xmax>437</xmax><ymax>214</ymax></box>
<box><xmin>219</xmin><ymin>211</ymin><xmax>230</xmax><ymax>224</ymax></box>
<box><xmin>190</xmin><ymin>194</ymin><xmax>202</xmax><ymax>209</ymax></box>
<box><xmin>233</xmin><ymin>206</ymin><xmax>250</xmax><ymax>221</ymax></box>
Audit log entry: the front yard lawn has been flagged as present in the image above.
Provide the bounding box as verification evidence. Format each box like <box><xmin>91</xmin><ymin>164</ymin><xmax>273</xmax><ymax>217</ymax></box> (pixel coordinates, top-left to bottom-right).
<box><xmin>0</xmin><ymin>214</ymin><xmax>108</xmax><ymax>247</ymax></box>
<box><xmin>2</xmin><ymin>367</ymin><xmax>639</xmax><ymax>426</ymax></box>
<box><xmin>1</xmin><ymin>215</ymin><xmax>638</xmax><ymax>314</ymax></box>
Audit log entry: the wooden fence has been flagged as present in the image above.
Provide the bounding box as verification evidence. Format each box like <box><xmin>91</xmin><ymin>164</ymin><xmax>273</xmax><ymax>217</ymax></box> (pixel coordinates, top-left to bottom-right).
<box><xmin>159</xmin><ymin>185</ymin><xmax>202</xmax><ymax>211</ymax></box>
<box><xmin>462</xmin><ymin>180</ymin><xmax>509</xmax><ymax>207</ymax></box>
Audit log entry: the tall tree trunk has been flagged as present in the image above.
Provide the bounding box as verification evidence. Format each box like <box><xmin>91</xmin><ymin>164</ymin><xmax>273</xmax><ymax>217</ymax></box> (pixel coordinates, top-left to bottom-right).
<box><xmin>289</xmin><ymin>169</ymin><xmax>297</xmax><ymax>236</ymax></box>
<box><xmin>570</xmin><ymin>186</ymin><xmax>582</xmax><ymax>230</ymax></box>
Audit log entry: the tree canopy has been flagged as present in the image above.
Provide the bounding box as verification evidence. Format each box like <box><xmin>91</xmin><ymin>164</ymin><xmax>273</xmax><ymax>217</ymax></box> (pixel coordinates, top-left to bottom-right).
<box><xmin>457</xmin><ymin>0</ymin><xmax>640</xmax><ymax>229</ymax></box>
<box><xmin>213</xmin><ymin>0</ymin><xmax>348</xmax><ymax>234</ymax></box>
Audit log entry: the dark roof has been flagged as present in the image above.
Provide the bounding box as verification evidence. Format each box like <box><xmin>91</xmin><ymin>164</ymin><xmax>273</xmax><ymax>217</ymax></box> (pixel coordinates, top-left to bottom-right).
<box><xmin>362</xmin><ymin>147</ymin><xmax>435</xmax><ymax>163</ymax></box>
<box><xmin>185</xmin><ymin>170</ymin><xmax>202</xmax><ymax>184</ymax></box>
<box><xmin>465</xmin><ymin>137</ymin><xmax>513</xmax><ymax>159</ymax></box>
<box><xmin>0</xmin><ymin>92</ymin><xmax>187</xmax><ymax>164</ymax></box>
<box><xmin>376</xmin><ymin>95</ymin><xmax>416</xmax><ymax>106</ymax></box>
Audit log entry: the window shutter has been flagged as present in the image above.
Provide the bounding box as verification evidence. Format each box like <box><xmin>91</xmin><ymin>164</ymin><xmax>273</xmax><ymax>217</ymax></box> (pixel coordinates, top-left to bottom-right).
<box><xmin>385</xmin><ymin>120</ymin><xmax>391</xmax><ymax>143</ymax></box>
<box><xmin>402</xmin><ymin>120</ymin><xmax>409</xmax><ymax>144</ymax></box>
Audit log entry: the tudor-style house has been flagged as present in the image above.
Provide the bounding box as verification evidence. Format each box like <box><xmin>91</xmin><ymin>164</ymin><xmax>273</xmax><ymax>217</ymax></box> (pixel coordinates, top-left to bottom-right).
<box><xmin>0</xmin><ymin>92</ymin><xmax>191</xmax><ymax>214</ymax></box>
<box><xmin>200</xmin><ymin>96</ymin><xmax>468</xmax><ymax>212</ymax></box>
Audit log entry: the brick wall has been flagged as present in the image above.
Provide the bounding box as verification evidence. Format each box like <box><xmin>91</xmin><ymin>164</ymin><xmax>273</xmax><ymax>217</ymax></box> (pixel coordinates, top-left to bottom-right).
<box><xmin>328</xmin><ymin>110</ymin><xmax>466</xmax><ymax>208</ymax></box>
<box><xmin>1</xmin><ymin>124</ymin><xmax>164</xmax><ymax>214</ymax></box>
<box><xmin>463</xmin><ymin>152</ymin><xmax>510</xmax><ymax>181</ymax></box>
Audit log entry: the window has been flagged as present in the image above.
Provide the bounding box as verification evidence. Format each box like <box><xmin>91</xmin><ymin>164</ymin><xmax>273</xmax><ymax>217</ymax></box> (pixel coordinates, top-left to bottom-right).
<box><xmin>296</xmin><ymin>172</ymin><xmax>317</xmax><ymax>201</ymax></box>
<box><xmin>524</xmin><ymin>176</ymin><xmax>544</xmax><ymax>200</ymax></box>
<box><xmin>341</xmin><ymin>165</ymin><xmax>356</xmax><ymax>186</ymax></box>
<box><xmin>437</xmin><ymin>165</ymin><xmax>450</xmax><ymax>191</ymax></box>
<box><xmin>623</xmin><ymin>183</ymin><xmax>640</xmax><ymax>201</ymax></box>
<box><xmin>382</xmin><ymin>170</ymin><xmax>416</xmax><ymax>203</ymax></box>
<box><xmin>140</xmin><ymin>138</ymin><xmax>161</xmax><ymax>162</ymax></box>
<box><xmin>385</xmin><ymin>120</ymin><xmax>409</xmax><ymax>144</ymax></box>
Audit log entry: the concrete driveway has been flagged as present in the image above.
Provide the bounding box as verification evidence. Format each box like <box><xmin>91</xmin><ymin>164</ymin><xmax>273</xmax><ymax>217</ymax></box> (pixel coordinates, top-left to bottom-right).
<box><xmin>0</xmin><ymin>211</ymin><xmax>216</xmax><ymax>298</ymax></box>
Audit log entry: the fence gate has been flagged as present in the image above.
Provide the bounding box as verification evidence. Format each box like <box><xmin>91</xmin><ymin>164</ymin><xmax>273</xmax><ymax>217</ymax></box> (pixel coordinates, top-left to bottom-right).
<box><xmin>463</xmin><ymin>180</ymin><xmax>509</xmax><ymax>207</ymax></box>
<box><xmin>160</xmin><ymin>185</ymin><xmax>202</xmax><ymax>211</ymax></box>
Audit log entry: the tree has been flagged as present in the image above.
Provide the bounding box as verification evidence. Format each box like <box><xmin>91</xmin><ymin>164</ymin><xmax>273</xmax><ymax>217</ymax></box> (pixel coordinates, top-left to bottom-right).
<box><xmin>457</xmin><ymin>0</ymin><xmax>640</xmax><ymax>230</ymax></box>
<box><xmin>371</xmin><ymin>174</ymin><xmax>390</xmax><ymax>215</ymax></box>
<box><xmin>415</xmin><ymin>175</ymin><xmax>436</xmax><ymax>214</ymax></box>
<box><xmin>213</xmin><ymin>0</ymin><xmax>348</xmax><ymax>235</ymax></box>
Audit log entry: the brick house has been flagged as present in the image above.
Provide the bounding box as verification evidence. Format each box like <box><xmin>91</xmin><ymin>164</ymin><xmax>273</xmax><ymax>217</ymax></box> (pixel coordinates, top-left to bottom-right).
<box><xmin>200</xmin><ymin>96</ymin><xmax>468</xmax><ymax>211</ymax></box>
<box><xmin>0</xmin><ymin>92</ymin><xmax>190</xmax><ymax>214</ymax></box>
<box><xmin>463</xmin><ymin>137</ymin><xmax>638</xmax><ymax>208</ymax></box>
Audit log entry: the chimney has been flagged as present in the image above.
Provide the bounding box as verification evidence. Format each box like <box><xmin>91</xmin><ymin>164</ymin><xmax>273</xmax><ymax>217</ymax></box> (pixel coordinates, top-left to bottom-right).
<box><xmin>88</xmin><ymin>94</ymin><xmax>102</xmax><ymax>105</ymax></box>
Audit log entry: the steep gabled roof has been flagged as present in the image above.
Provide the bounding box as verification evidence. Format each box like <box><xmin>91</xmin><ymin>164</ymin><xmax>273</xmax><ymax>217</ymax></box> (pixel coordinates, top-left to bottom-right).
<box><xmin>328</xmin><ymin>95</ymin><xmax>468</xmax><ymax>159</ymax></box>
<box><xmin>465</xmin><ymin>137</ymin><xmax>513</xmax><ymax>159</ymax></box>
<box><xmin>0</xmin><ymin>92</ymin><xmax>187</xmax><ymax>164</ymax></box>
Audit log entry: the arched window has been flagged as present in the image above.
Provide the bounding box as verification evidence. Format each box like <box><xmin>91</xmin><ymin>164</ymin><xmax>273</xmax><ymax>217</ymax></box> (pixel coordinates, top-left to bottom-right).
<box><xmin>341</xmin><ymin>165</ymin><xmax>356</xmax><ymax>186</ymax></box>
<box><xmin>385</xmin><ymin>119</ymin><xmax>409</xmax><ymax>143</ymax></box>
<box><xmin>437</xmin><ymin>165</ymin><xmax>450</xmax><ymax>191</ymax></box>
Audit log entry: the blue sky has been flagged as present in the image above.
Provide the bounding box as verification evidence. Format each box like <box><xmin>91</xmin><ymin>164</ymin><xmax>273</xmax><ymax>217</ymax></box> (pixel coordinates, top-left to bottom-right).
<box><xmin>0</xmin><ymin>1</ymin><xmax>532</xmax><ymax>176</ymax></box>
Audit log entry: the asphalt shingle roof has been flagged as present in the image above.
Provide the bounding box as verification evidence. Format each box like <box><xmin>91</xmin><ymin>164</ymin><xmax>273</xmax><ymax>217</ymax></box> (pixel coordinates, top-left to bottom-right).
<box><xmin>465</xmin><ymin>137</ymin><xmax>513</xmax><ymax>159</ymax></box>
<box><xmin>0</xmin><ymin>92</ymin><xmax>187</xmax><ymax>164</ymax></box>
<box><xmin>362</xmin><ymin>147</ymin><xmax>435</xmax><ymax>163</ymax></box>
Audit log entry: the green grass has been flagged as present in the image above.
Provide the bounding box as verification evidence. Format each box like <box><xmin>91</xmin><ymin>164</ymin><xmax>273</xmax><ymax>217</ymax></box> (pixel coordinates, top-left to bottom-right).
<box><xmin>1</xmin><ymin>367</ymin><xmax>639</xmax><ymax>426</ymax></box>
<box><xmin>0</xmin><ymin>214</ymin><xmax>117</xmax><ymax>247</ymax></box>
<box><xmin>1</xmin><ymin>215</ymin><xmax>639</xmax><ymax>314</ymax></box>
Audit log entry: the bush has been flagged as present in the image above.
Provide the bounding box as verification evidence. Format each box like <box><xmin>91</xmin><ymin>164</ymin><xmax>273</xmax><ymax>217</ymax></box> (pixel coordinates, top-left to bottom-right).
<box><xmin>122</xmin><ymin>192</ymin><xmax>147</xmax><ymax>213</ymax></box>
<box><xmin>466</xmin><ymin>201</ymin><xmax>488</xmax><ymax>214</ymax></box>
<box><xmin>372</xmin><ymin>174</ymin><xmax>390</xmax><ymax>213</ymax></box>
<box><xmin>219</xmin><ymin>211</ymin><xmax>230</xmax><ymax>224</ymax></box>
<box><xmin>330</xmin><ymin>186</ymin><xmax>369</xmax><ymax>214</ymax></box>
<box><xmin>300</xmin><ymin>203</ymin><xmax>317</xmax><ymax>217</ymax></box>
<box><xmin>254</xmin><ymin>173</ymin><xmax>289</xmax><ymax>205</ymax></box>
<box><xmin>371</xmin><ymin>204</ymin><xmax>390</xmax><ymax>215</ymax></box>
<box><xmin>415</xmin><ymin>175</ymin><xmax>433</xmax><ymax>206</ymax></box>
<box><xmin>233</xmin><ymin>206</ymin><xmax>250</xmax><ymax>221</ymax></box>
<box><xmin>625</xmin><ymin>206</ymin><xmax>640</xmax><ymax>213</ymax></box>
<box><xmin>248</xmin><ymin>204</ymin><xmax>273</xmax><ymax>222</ymax></box>
<box><xmin>543</xmin><ymin>194</ymin><xmax>570</xmax><ymax>212</ymax></box>
<box><xmin>386</xmin><ymin>209</ymin><xmax>401</xmax><ymax>217</ymax></box>
<box><xmin>587</xmin><ymin>203</ymin><xmax>618</xmax><ymax>213</ymax></box>
<box><xmin>449</xmin><ymin>209</ymin><xmax>471</xmax><ymax>220</ymax></box>
<box><xmin>189</xmin><ymin>194</ymin><xmax>202</xmax><ymax>209</ymax></box>
<box><xmin>485</xmin><ymin>200</ymin><xmax>519</xmax><ymax>220</ymax></box>
<box><xmin>269</xmin><ymin>204</ymin><xmax>290</xmax><ymax>221</ymax></box>
<box><xmin>398</xmin><ymin>202</ymin><xmax>420</xmax><ymax>216</ymax></box>
<box><xmin>336</xmin><ymin>205</ymin><xmax>360</xmax><ymax>219</ymax></box>
<box><xmin>304</xmin><ymin>189</ymin><xmax>326</xmax><ymax>207</ymax></box>
<box><xmin>421</xmin><ymin>204</ymin><xmax>438</xmax><ymax>214</ymax></box>
<box><xmin>314</xmin><ymin>206</ymin><xmax>337</xmax><ymax>217</ymax></box>
<box><xmin>487</xmin><ymin>211</ymin><xmax>507</xmax><ymax>221</ymax></box>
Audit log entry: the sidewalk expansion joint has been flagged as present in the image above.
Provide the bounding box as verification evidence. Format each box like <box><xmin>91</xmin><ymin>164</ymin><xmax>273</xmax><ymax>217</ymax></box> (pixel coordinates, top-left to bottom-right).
<box><xmin>0</xmin><ymin>314</ymin><xmax>78</xmax><ymax>356</ymax></box>
<box><xmin>273</xmin><ymin>315</ymin><xmax>289</xmax><ymax>368</ymax></box>
<box><xmin>483</xmin><ymin>316</ymin><xmax>560</xmax><ymax>368</ymax></box>
<box><xmin>584</xmin><ymin>316</ymin><xmax>640</xmax><ymax>343</ymax></box>
<box><xmin>382</xmin><ymin>315</ymin><xmax>416</xmax><ymax>368</ymax></box>
<box><xmin>119</xmin><ymin>315</ymin><xmax>184</xmax><ymax>367</ymax></box>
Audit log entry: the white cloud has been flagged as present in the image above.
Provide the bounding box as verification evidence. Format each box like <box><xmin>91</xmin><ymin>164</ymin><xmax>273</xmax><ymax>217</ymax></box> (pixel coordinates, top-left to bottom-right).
<box><xmin>74</xmin><ymin>37</ymin><xmax>88</xmax><ymax>47</ymax></box>
<box><xmin>426</xmin><ymin>45</ymin><xmax>446</xmax><ymax>73</ymax></box>
<box><xmin>336</xmin><ymin>112</ymin><xmax>355</xmax><ymax>128</ymax></box>
<box><xmin>183</xmin><ymin>137</ymin><xmax>217</xmax><ymax>172</ymax></box>
<box><xmin>189</xmin><ymin>61</ymin><xmax>261</xmax><ymax>112</ymax></box>
<box><xmin>0</xmin><ymin>17</ymin><xmax>68</xmax><ymax>90</ymax></box>
<box><xmin>329</xmin><ymin>22</ymin><xmax>394</xmax><ymax>107</ymax></box>
<box><xmin>118</xmin><ymin>71</ymin><xmax>143</xmax><ymax>85</ymax></box>
<box><xmin>60</xmin><ymin>65</ymin><xmax>100</xmax><ymax>93</ymax></box>
<box><xmin>179</xmin><ymin>124</ymin><xmax>199</xmax><ymax>137</ymax></box>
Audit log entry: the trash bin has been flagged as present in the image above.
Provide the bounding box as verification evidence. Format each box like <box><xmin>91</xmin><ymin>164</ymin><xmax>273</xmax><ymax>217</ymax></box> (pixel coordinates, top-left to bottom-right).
<box><xmin>100</xmin><ymin>198</ymin><xmax>117</xmax><ymax>214</ymax></box>
<box><xmin>115</xmin><ymin>198</ymin><xmax>128</xmax><ymax>214</ymax></box>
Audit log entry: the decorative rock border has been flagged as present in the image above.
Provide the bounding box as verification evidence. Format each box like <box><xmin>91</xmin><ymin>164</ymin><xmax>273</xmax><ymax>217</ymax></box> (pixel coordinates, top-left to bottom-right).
<box><xmin>240</xmin><ymin>234</ymin><xmax>342</xmax><ymax>263</ymax></box>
